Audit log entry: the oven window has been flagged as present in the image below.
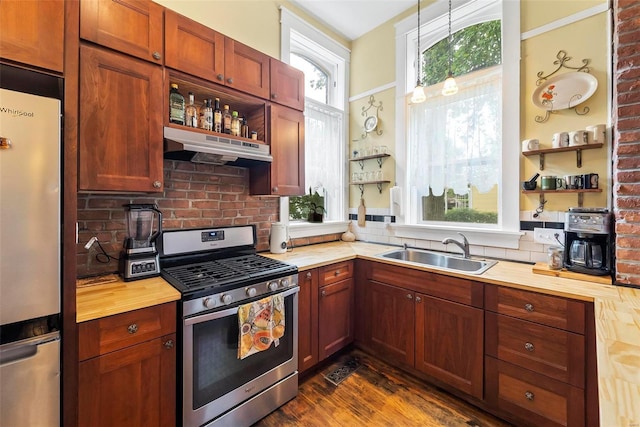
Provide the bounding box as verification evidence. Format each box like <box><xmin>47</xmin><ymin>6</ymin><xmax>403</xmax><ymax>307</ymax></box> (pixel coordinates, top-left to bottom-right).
<box><xmin>191</xmin><ymin>293</ymin><xmax>294</xmax><ymax>409</ymax></box>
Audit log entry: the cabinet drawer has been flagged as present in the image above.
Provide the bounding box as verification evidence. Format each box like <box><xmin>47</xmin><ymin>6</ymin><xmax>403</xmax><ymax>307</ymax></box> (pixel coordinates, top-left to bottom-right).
<box><xmin>486</xmin><ymin>357</ymin><xmax>585</xmax><ymax>427</ymax></box>
<box><xmin>318</xmin><ymin>261</ymin><xmax>353</xmax><ymax>286</ymax></box>
<box><xmin>485</xmin><ymin>285</ymin><xmax>585</xmax><ymax>333</ymax></box>
<box><xmin>79</xmin><ymin>303</ymin><xmax>176</xmax><ymax>361</ymax></box>
<box><xmin>486</xmin><ymin>312</ymin><xmax>585</xmax><ymax>387</ymax></box>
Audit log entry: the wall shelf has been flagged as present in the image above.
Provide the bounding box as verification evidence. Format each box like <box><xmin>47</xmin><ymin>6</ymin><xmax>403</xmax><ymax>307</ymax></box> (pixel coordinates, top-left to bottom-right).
<box><xmin>522</xmin><ymin>188</ymin><xmax>602</xmax><ymax>207</ymax></box>
<box><xmin>522</xmin><ymin>143</ymin><xmax>602</xmax><ymax>170</ymax></box>
<box><xmin>349</xmin><ymin>153</ymin><xmax>390</xmax><ymax>169</ymax></box>
<box><xmin>350</xmin><ymin>180</ymin><xmax>391</xmax><ymax>197</ymax></box>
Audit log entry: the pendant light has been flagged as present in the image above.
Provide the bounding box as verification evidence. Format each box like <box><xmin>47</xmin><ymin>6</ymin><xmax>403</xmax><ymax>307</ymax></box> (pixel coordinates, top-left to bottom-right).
<box><xmin>411</xmin><ymin>0</ymin><xmax>426</xmax><ymax>104</ymax></box>
<box><xmin>442</xmin><ymin>0</ymin><xmax>458</xmax><ymax>96</ymax></box>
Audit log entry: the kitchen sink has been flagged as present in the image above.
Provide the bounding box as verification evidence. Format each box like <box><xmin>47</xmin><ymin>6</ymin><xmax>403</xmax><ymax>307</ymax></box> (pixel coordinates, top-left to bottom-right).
<box><xmin>377</xmin><ymin>248</ymin><xmax>497</xmax><ymax>275</ymax></box>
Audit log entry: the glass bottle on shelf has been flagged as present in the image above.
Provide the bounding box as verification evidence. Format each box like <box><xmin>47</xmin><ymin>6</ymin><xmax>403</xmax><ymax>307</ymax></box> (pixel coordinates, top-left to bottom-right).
<box><xmin>185</xmin><ymin>92</ymin><xmax>198</xmax><ymax>128</ymax></box>
<box><xmin>241</xmin><ymin>115</ymin><xmax>249</xmax><ymax>138</ymax></box>
<box><xmin>201</xmin><ymin>99</ymin><xmax>213</xmax><ymax>131</ymax></box>
<box><xmin>223</xmin><ymin>104</ymin><xmax>232</xmax><ymax>134</ymax></box>
<box><xmin>213</xmin><ymin>98</ymin><xmax>222</xmax><ymax>133</ymax></box>
<box><xmin>231</xmin><ymin>111</ymin><xmax>240</xmax><ymax>136</ymax></box>
<box><xmin>169</xmin><ymin>83</ymin><xmax>185</xmax><ymax>126</ymax></box>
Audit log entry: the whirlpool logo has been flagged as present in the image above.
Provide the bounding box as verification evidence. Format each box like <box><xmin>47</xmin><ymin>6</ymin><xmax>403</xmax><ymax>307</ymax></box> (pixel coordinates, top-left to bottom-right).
<box><xmin>0</xmin><ymin>106</ymin><xmax>35</xmax><ymax>118</ymax></box>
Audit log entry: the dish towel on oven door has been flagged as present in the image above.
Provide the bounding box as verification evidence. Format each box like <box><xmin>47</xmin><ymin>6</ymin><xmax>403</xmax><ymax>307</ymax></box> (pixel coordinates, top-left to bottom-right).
<box><xmin>238</xmin><ymin>294</ymin><xmax>285</xmax><ymax>359</ymax></box>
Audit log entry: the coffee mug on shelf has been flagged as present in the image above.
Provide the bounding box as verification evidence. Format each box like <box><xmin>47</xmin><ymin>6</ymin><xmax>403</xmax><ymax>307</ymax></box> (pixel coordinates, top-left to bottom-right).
<box><xmin>583</xmin><ymin>173</ymin><xmax>599</xmax><ymax>189</ymax></box>
<box><xmin>522</xmin><ymin>138</ymin><xmax>539</xmax><ymax>152</ymax></box>
<box><xmin>564</xmin><ymin>174</ymin><xmax>584</xmax><ymax>189</ymax></box>
<box><xmin>569</xmin><ymin>130</ymin><xmax>588</xmax><ymax>146</ymax></box>
<box><xmin>555</xmin><ymin>177</ymin><xmax>567</xmax><ymax>190</ymax></box>
<box><xmin>552</xmin><ymin>132</ymin><xmax>569</xmax><ymax>148</ymax></box>
<box><xmin>586</xmin><ymin>124</ymin><xmax>606</xmax><ymax>144</ymax></box>
<box><xmin>541</xmin><ymin>175</ymin><xmax>557</xmax><ymax>190</ymax></box>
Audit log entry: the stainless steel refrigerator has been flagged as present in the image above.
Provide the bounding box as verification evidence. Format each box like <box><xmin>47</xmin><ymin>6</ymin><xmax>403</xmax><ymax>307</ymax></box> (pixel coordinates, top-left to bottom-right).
<box><xmin>0</xmin><ymin>64</ymin><xmax>62</xmax><ymax>427</ymax></box>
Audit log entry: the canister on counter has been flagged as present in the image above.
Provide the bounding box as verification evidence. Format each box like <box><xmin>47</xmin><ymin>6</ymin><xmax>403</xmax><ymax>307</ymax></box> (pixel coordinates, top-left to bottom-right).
<box><xmin>547</xmin><ymin>246</ymin><xmax>564</xmax><ymax>270</ymax></box>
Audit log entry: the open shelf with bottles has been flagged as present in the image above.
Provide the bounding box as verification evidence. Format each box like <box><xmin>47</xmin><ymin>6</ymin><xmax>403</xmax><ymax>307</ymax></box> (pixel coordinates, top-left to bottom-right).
<box><xmin>522</xmin><ymin>143</ymin><xmax>603</xmax><ymax>170</ymax></box>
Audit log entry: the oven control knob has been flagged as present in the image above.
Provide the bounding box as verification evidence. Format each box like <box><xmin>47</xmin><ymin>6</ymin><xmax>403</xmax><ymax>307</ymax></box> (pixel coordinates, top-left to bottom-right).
<box><xmin>246</xmin><ymin>287</ymin><xmax>257</xmax><ymax>297</ymax></box>
<box><xmin>221</xmin><ymin>294</ymin><xmax>233</xmax><ymax>305</ymax></box>
<box><xmin>268</xmin><ymin>281</ymin><xmax>279</xmax><ymax>291</ymax></box>
<box><xmin>280</xmin><ymin>278</ymin><xmax>290</xmax><ymax>287</ymax></box>
<box><xmin>203</xmin><ymin>297</ymin><xmax>215</xmax><ymax>309</ymax></box>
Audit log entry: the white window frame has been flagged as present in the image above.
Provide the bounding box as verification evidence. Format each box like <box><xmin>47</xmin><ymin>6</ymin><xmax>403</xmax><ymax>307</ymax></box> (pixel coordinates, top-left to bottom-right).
<box><xmin>279</xmin><ymin>6</ymin><xmax>351</xmax><ymax>238</ymax></box>
<box><xmin>393</xmin><ymin>0</ymin><xmax>522</xmax><ymax>249</ymax></box>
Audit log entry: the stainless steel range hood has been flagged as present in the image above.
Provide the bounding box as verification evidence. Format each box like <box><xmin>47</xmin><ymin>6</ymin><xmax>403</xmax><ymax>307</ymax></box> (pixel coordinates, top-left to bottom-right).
<box><xmin>164</xmin><ymin>126</ymin><xmax>272</xmax><ymax>165</ymax></box>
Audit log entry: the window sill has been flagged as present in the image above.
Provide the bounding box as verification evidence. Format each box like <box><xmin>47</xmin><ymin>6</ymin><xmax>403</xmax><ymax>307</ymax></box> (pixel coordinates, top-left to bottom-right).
<box><xmin>288</xmin><ymin>221</ymin><xmax>349</xmax><ymax>239</ymax></box>
<box><xmin>389</xmin><ymin>224</ymin><xmax>523</xmax><ymax>249</ymax></box>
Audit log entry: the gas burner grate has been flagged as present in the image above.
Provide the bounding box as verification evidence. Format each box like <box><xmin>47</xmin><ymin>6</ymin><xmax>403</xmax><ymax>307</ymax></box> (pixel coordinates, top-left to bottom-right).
<box><xmin>222</xmin><ymin>255</ymin><xmax>297</xmax><ymax>278</ymax></box>
<box><xmin>162</xmin><ymin>261</ymin><xmax>250</xmax><ymax>290</ymax></box>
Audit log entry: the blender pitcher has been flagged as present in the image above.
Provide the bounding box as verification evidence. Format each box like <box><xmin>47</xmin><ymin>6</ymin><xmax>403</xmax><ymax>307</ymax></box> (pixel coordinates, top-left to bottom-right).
<box><xmin>124</xmin><ymin>204</ymin><xmax>163</xmax><ymax>250</ymax></box>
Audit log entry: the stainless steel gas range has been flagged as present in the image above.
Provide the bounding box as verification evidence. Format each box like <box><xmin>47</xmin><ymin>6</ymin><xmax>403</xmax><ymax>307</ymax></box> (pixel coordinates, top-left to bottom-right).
<box><xmin>158</xmin><ymin>225</ymin><xmax>299</xmax><ymax>427</ymax></box>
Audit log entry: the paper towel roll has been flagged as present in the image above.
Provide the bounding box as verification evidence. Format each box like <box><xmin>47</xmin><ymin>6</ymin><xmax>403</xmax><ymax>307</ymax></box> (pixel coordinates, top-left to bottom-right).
<box><xmin>390</xmin><ymin>186</ymin><xmax>402</xmax><ymax>216</ymax></box>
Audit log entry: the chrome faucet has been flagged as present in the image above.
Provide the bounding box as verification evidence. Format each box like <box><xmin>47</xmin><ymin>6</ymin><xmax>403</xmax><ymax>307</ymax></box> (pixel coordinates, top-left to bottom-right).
<box><xmin>442</xmin><ymin>232</ymin><xmax>470</xmax><ymax>259</ymax></box>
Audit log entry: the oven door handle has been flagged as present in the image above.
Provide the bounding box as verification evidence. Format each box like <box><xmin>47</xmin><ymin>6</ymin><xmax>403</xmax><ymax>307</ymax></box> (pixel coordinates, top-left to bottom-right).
<box><xmin>184</xmin><ymin>286</ymin><xmax>299</xmax><ymax>326</ymax></box>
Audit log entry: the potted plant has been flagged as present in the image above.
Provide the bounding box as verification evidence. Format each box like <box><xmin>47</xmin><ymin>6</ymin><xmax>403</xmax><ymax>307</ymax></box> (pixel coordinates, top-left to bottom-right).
<box><xmin>289</xmin><ymin>187</ymin><xmax>325</xmax><ymax>223</ymax></box>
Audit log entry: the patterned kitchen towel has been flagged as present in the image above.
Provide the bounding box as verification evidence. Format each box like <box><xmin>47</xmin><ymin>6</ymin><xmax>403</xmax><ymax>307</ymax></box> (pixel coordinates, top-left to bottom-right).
<box><xmin>238</xmin><ymin>294</ymin><xmax>285</xmax><ymax>360</ymax></box>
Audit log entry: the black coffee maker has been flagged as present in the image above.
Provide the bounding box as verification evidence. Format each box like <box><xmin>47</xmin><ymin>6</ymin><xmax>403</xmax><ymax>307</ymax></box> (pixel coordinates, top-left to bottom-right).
<box><xmin>563</xmin><ymin>208</ymin><xmax>613</xmax><ymax>276</ymax></box>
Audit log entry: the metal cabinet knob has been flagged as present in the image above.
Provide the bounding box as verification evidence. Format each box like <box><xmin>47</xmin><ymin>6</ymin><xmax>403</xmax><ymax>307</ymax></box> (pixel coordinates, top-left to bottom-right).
<box><xmin>127</xmin><ymin>323</ymin><xmax>138</xmax><ymax>334</ymax></box>
<box><xmin>227</xmin><ymin>78</ymin><xmax>233</xmax><ymax>84</ymax></box>
<box><xmin>321</xmin><ymin>290</ymin><xmax>326</xmax><ymax>297</ymax></box>
<box><xmin>217</xmin><ymin>74</ymin><xmax>224</xmax><ymax>81</ymax></box>
<box><xmin>524</xmin><ymin>303</ymin><xmax>534</xmax><ymax>312</ymax></box>
<box><xmin>524</xmin><ymin>342</ymin><xmax>534</xmax><ymax>352</ymax></box>
<box><xmin>152</xmin><ymin>51</ymin><xmax>161</xmax><ymax>60</ymax></box>
<box><xmin>334</xmin><ymin>270</ymin><xmax>340</xmax><ymax>276</ymax></box>
<box><xmin>271</xmin><ymin>93</ymin><xmax>278</xmax><ymax>99</ymax></box>
<box><xmin>163</xmin><ymin>339</ymin><xmax>174</xmax><ymax>349</ymax></box>
<box><xmin>306</xmin><ymin>272</ymin><xmax>312</xmax><ymax>279</ymax></box>
<box><xmin>152</xmin><ymin>180</ymin><xmax>162</xmax><ymax>188</ymax></box>
<box><xmin>525</xmin><ymin>391</ymin><xmax>534</xmax><ymax>401</ymax></box>
<box><xmin>406</xmin><ymin>294</ymin><xmax>413</xmax><ymax>300</ymax></box>
<box><xmin>272</xmin><ymin>187</ymin><xmax>278</xmax><ymax>193</ymax></box>
<box><xmin>415</xmin><ymin>296</ymin><xmax>422</xmax><ymax>303</ymax></box>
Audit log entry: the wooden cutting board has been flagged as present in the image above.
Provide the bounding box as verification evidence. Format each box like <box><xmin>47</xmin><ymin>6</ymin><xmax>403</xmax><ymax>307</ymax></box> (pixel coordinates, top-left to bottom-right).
<box><xmin>357</xmin><ymin>198</ymin><xmax>366</xmax><ymax>227</ymax></box>
<box><xmin>532</xmin><ymin>262</ymin><xmax>612</xmax><ymax>285</ymax></box>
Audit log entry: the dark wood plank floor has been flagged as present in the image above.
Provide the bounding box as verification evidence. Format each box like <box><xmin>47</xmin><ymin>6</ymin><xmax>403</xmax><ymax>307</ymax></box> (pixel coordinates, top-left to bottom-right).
<box><xmin>254</xmin><ymin>349</ymin><xmax>512</xmax><ymax>427</ymax></box>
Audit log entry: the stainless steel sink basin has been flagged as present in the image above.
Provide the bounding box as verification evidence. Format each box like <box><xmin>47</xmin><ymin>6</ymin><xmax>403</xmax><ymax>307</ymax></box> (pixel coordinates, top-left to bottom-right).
<box><xmin>378</xmin><ymin>248</ymin><xmax>496</xmax><ymax>275</ymax></box>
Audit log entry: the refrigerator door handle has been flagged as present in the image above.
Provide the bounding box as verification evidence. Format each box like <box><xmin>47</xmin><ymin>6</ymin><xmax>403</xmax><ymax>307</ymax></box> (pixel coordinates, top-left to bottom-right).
<box><xmin>0</xmin><ymin>332</ymin><xmax>60</xmax><ymax>366</ymax></box>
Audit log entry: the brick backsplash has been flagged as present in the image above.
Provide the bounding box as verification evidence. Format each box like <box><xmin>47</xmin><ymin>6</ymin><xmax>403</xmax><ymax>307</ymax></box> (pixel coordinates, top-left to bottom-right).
<box><xmin>77</xmin><ymin>160</ymin><xmax>339</xmax><ymax>278</ymax></box>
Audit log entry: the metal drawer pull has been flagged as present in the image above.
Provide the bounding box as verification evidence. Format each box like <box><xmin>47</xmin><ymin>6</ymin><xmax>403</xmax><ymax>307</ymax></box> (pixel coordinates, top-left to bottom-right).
<box><xmin>334</xmin><ymin>270</ymin><xmax>340</xmax><ymax>276</ymax></box>
<box><xmin>415</xmin><ymin>296</ymin><xmax>422</xmax><ymax>303</ymax></box>
<box><xmin>127</xmin><ymin>324</ymin><xmax>138</xmax><ymax>334</ymax></box>
<box><xmin>524</xmin><ymin>342</ymin><xmax>534</xmax><ymax>352</ymax></box>
<box><xmin>525</xmin><ymin>391</ymin><xmax>535</xmax><ymax>401</ymax></box>
<box><xmin>321</xmin><ymin>290</ymin><xmax>326</xmax><ymax>297</ymax></box>
<box><xmin>164</xmin><ymin>339</ymin><xmax>174</xmax><ymax>349</ymax></box>
<box><xmin>152</xmin><ymin>51</ymin><xmax>161</xmax><ymax>60</ymax></box>
<box><xmin>406</xmin><ymin>294</ymin><xmax>413</xmax><ymax>300</ymax></box>
<box><xmin>524</xmin><ymin>303</ymin><xmax>534</xmax><ymax>312</ymax></box>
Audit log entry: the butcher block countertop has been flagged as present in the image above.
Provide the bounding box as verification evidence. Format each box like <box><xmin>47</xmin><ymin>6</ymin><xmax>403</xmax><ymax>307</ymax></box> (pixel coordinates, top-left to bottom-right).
<box><xmin>77</xmin><ymin>241</ymin><xmax>639</xmax><ymax>426</ymax></box>
<box><xmin>264</xmin><ymin>241</ymin><xmax>640</xmax><ymax>427</ymax></box>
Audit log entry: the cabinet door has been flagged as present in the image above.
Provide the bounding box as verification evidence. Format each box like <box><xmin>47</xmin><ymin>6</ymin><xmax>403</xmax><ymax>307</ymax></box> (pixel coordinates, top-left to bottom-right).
<box><xmin>363</xmin><ymin>280</ymin><xmax>415</xmax><ymax>367</ymax></box>
<box><xmin>225</xmin><ymin>38</ymin><xmax>270</xmax><ymax>99</ymax></box>
<box><xmin>318</xmin><ymin>278</ymin><xmax>354</xmax><ymax>360</ymax></box>
<box><xmin>78</xmin><ymin>334</ymin><xmax>176</xmax><ymax>427</ymax></box>
<box><xmin>251</xmin><ymin>105</ymin><xmax>304</xmax><ymax>196</ymax></box>
<box><xmin>164</xmin><ymin>9</ymin><xmax>225</xmax><ymax>84</ymax></box>
<box><xmin>270</xmin><ymin>59</ymin><xmax>304</xmax><ymax>111</ymax></box>
<box><xmin>298</xmin><ymin>269</ymin><xmax>319</xmax><ymax>373</ymax></box>
<box><xmin>79</xmin><ymin>45</ymin><xmax>163</xmax><ymax>192</ymax></box>
<box><xmin>415</xmin><ymin>294</ymin><xmax>483</xmax><ymax>399</ymax></box>
<box><xmin>0</xmin><ymin>0</ymin><xmax>63</xmax><ymax>72</ymax></box>
<box><xmin>80</xmin><ymin>0</ymin><xmax>164</xmax><ymax>64</ymax></box>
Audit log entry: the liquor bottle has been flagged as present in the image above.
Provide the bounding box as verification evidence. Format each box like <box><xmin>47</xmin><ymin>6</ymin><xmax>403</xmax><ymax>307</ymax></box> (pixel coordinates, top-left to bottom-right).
<box><xmin>213</xmin><ymin>98</ymin><xmax>222</xmax><ymax>133</ymax></box>
<box><xmin>185</xmin><ymin>92</ymin><xmax>198</xmax><ymax>128</ymax></box>
<box><xmin>169</xmin><ymin>83</ymin><xmax>185</xmax><ymax>125</ymax></box>
<box><xmin>199</xmin><ymin>99</ymin><xmax>207</xmax><ymax>130</ymax></box>
<box><xmin>223</xmin><ymin>104</ymin><xmax>232</xmax><ymax>134</ymax></box>
<box><xmin>231</xmin><ymin>111</ymin><xmax>240</xmax><ymax>136</ymax></box>
<box><xmin>240</xmin><ymin>115</ymin><xmax>249</xmax><ymax>138</ymax></box>
<box><xmin>202</xmin><ymin>99</ymin><xmax>213</xmax><ymax>131</ymax></box>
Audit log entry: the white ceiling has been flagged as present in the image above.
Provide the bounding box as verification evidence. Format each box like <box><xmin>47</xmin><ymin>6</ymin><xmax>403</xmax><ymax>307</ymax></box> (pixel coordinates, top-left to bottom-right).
<box><xmin>289</xmin><ymin>0</ymin><xmax>416</xmax><ymax>41</ymax></box>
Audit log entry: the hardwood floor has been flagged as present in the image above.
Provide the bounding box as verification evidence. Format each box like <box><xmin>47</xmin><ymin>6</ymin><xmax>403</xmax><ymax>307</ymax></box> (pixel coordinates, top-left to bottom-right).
<box><xmin>255</xmin><ymin>349</ymin><xmax>512</xmax><ymax>427</ymax></box>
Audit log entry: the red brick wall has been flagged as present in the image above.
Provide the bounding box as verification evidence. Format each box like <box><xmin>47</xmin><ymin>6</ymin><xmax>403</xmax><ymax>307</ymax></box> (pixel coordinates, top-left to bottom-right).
<box><xmin>77</xmin><ymin>160</ymin><xmax>339</xmax><ymax>277</ymax></box>
<box><xmin>613</xmin><ymin>0</ymin><xmax>640</xmax><ymax>286</ymax></box>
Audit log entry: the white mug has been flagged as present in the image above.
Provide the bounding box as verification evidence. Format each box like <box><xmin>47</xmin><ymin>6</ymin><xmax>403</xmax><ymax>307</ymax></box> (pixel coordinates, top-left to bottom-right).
<box><xmin>569</xmin><ymin>130</ymin><xmax>588</xmax><ymax>146</ymax></box>
<box><xmin>521</xmin><ymin>138</ymin><xmax>539</xmax><ymax>152</ymax></box>
<box><xmin>552</xmin><ymin>132</ymin><xmax>569</xmax><ymax>148</ymax></box>
<box><xmin>586</xmin><ymin>124</ymin><xmax>606</xmax><ymax>144</ymax></box>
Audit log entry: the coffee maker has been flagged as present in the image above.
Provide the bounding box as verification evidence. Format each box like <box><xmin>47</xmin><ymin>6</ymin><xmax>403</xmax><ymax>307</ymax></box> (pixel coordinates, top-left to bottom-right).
<box><xmin>119</xmin><ymin>204</ymin><xmax>163</xmax><ymax>281</ymax></box>
<box><xmin>563</xmin><ymin>207</ymin><xmax>613</xmax><ymax>277</ymax></box>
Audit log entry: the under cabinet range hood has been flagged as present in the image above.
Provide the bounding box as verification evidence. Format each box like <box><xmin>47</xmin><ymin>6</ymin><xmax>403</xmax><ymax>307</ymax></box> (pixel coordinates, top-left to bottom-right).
<box><xmin>164</xmin><ymin>126</ymin><xmax>272</xmax><ymax>165</ymax></box>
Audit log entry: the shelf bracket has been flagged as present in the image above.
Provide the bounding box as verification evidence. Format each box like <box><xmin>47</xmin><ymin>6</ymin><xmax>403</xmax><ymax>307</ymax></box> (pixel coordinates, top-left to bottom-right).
<box><xmin>358</xmin><ymin>160</ymin><xmax>365</xmax><ymax>170</ymax></box>
<box><xmin>376</xmin><ymin>182</ymin><xmax>383</xmax><ymax>193</ymax></box>
<box><xmin>576</xmin><ymin>149</ymin><xmax>582</xmax><ymax>168</ymax></box>
<box><xmin>358</xmin><ymin>184</ymin><xmax>365</xmax><ymax>198</ymax></box>
<box><xmin>376</xmin><ymin>157</ymin><xmax>384</xmax><ymax>168</ymax></box>
<box><xmin>539</xmin><ymin>193</ymin><xmax>546</xmax><ymax>205</ymax></box>
<box><xmin>539</xmin><ymin>153</ymin><xmax>545</xmax><ymax>170</ymax></box>
<box><xmin>578</xmin><ymin>192</ymin><xmax>584</xmax><ymax>207</ymax></box>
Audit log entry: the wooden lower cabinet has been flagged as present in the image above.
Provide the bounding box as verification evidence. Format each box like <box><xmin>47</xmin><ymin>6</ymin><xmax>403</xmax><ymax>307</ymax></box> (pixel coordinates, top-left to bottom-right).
<box><xmin>298</xmin><ymin>269</ymin><xmax>319</xmax><ymax>373</ymax></box>
<box><xmin>78</xmin><ymin>303</ymin><xmax>177</xmax><ymax>427</ymax></box>
<box><xmin>318</xmin><ymin>276</ymin><xmax>355</xmax><ymax>360</ymax></box>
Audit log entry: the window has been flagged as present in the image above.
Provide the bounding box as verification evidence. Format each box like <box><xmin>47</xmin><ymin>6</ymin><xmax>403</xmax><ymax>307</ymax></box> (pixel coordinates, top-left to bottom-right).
<box><xmin>280</xmin><ymin>7</ymin><xmax>351</xmax><ymax>236</ymax></box>
<box><xmin>394</xmin><ymin>0</ymin><xmax>521</xmax><ymax>248</ymax></box>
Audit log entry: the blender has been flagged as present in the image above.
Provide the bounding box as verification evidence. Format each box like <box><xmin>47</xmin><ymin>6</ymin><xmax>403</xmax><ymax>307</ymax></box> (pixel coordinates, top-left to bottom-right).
<box><xmin>119</xmin><ymin>204</ymin><xmax>163</xmax><ymax>281</ymax></box>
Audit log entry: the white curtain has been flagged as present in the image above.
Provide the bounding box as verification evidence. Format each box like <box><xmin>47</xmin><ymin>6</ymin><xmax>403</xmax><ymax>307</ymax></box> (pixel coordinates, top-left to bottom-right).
<box><xmin>304</xmin><ymin>98</ymin><xmax>344</xmax><ymax>221</ymax></box>
<box><xmin>408</xmin><ymin>65</ymin><xmax>502</xmax><ymax>198</ymax></box>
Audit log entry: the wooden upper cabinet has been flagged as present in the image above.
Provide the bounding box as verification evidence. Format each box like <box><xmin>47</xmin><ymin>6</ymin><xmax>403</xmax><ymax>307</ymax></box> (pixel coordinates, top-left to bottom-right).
<box><xmin>224</xmin><ymin>38</ymin><xmax>270</xmax><ymax>99</ymax></box>
<box><xmin>79</xmin><ymin>44</ymin><xmax>164</xmax><ymax>192</ymax></box>
<box><xmin>270</xmin><ymin>59</ymin><xmax>305</xmax><ymax>111</ymax></box>
<box><xmin>164</xmin><ymin>9</ymin><xmax>225</xmax><ymax>83</ymax></box>
<box><xmin>80</xmin><ymin>0</ymin><xmax>164</xmax><ymax>65</ymax></box>
<box><xmin>0</xmin><ymin>0</ymin><xmax>64</xmax><ymax>72</ymax></box>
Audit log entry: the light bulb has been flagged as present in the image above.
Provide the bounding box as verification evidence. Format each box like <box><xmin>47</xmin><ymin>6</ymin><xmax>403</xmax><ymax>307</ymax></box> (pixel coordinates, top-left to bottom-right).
<box><xmin>411</xmin><ymin>83</ymin><xmax>426</xmax><ymax>104</ymax></box>
<box><xmin>442</xmin><ymin>72</ymin><xmax>458</xmax><ymax>96</ymax></box>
